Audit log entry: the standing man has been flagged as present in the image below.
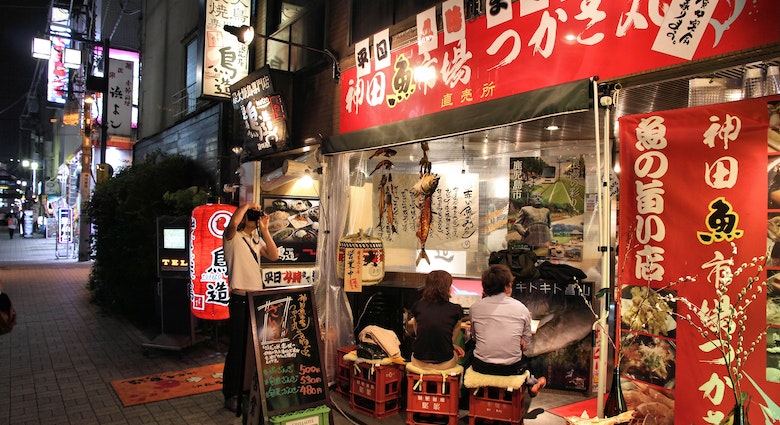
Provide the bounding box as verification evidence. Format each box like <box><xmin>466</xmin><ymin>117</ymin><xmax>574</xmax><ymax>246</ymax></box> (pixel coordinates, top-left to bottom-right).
<box><xmin>469</xmin><ymin>264</ymin><xmax>546</xmax><ymax>396</ymax></box>
<box><xmin>222</xmin><ymin>201</ymin><xmax>279</xmax><ymax>412</ymax></box>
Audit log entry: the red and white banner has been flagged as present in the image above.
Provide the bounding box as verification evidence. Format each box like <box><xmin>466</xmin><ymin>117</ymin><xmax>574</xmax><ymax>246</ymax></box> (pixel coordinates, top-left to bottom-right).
<box><xmin>189</xmin><ymin>204</ymin><xmax>235</xmax><ymax>320</ymax></box>
<box><xmin>618</xmin><ymin>96</ymin><xmax>779</xmax><ymax>424</ymax></box>
<box><xmin>340</xmin><ymin>1</ymin><xmax>780</xmax><ymax>134</ymax></box>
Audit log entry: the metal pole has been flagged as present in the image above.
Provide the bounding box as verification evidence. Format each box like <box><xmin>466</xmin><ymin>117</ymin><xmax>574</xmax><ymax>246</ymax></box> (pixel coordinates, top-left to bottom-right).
<box><xmin>78</xmin><ymin>102</ymin><xmax>93</xmax><ymax>262</ymax></box>
<box><xmin>100</xmin><ymin>38</ymin><xmax>109</xmax><ymax>165</ymax></box>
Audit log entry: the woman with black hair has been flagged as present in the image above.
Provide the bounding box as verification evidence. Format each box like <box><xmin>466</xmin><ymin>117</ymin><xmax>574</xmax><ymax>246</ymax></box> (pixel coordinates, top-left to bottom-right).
<box><xmin>408</xmin><ymin>270</ymin><xmax>465</xmax><ymax>370</ymax></box>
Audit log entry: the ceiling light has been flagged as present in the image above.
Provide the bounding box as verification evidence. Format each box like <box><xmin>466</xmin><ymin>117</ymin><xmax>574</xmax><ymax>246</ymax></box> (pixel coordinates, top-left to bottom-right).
<box><xmin>545</xmin><ymin>125</ymin><xmax>560</xmax><ymax>131</ymax></box>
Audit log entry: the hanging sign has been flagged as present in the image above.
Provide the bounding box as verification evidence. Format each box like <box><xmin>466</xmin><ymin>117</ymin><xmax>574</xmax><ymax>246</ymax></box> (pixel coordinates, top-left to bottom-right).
<box><xmin>189</xmin><ymin>204</ymin><xmax>234</xmax><ymax>320</ymax></box>
<box><xmin>202</xmin><ymin>0</ymin><xmax>250</xmax><ymax>97</ymax></box>
<box><xmin>107</xmin><ymin>58</ymin><xmax>134</xmax><ymax>136</ymax></box>
<box><xmin>618</xmin><ymin>96</ymin><xmax>779</xmax><ymax>424</ymax></box>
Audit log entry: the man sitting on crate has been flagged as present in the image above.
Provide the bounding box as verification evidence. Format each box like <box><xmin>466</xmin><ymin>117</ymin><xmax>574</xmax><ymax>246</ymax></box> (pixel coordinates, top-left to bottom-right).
<box><xmin>468</xmin><ymin>264</ymin><xmax>546</xmax><ymax>396</ymax></box>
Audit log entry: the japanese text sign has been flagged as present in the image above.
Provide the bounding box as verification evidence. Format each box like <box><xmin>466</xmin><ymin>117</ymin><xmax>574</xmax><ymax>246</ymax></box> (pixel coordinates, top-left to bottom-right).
<box><xmin>340</xmin><ymin>1</ymin><xmax>780</xmax><ymax>134</ymax></box>
<box><xmin>618</xmin><ymin>96</ymin><xmax>778</xmax><ymax>424</ymax></box>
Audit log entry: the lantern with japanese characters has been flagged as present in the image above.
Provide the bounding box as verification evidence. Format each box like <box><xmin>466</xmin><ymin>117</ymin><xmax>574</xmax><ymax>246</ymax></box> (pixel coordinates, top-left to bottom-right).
<box><xmin>189</xmin><ymin>204</ymin><xmax>235</xmax><ymax>320</ymax></box>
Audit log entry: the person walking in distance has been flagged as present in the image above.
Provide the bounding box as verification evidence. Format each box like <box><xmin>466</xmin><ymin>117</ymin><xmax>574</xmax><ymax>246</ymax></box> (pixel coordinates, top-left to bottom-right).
<box><xmin>221</xmin><ymin>202</ymin><xmax>279</xmax><ymax>413</ymax></box>
<box><xmin>7</xmin><ymin>212</ymin><xmax>18</xmax><ymax>239</ymax></box>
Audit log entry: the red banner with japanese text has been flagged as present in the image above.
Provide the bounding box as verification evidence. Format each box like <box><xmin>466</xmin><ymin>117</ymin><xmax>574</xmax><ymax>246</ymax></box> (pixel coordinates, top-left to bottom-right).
<box><xmin>340</xmin><ymin>1</ymin><xmax>780</xmax><ymax>134</ymax></box>
<box><xmin>618</xmin><ymin>97</ymin><xmax>779</xmax><ymax>424</ymax></box>
<box><xmin>189</xmin><ymin>204</ymin><xmax>235</xmax><ymax>320</ymax></box>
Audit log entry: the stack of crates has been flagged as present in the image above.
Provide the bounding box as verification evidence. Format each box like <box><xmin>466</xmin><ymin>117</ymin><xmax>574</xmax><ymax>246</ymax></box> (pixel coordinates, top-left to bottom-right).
<box><xmin>468</xmin><ymin>385</ymin><xmax>525</xmax><ymax>425</ymax></box>
<box><xmin>405</xmin><ymin>369</ymin><xmax>461</xmax><ymax>425</ymax></box>
<box><xmin>349</xmin><ymin>361</ymin><xmax>403</xmax><ymax>419</ymax></box>
<box><xmin>335</xmin><ymin>345</ymin><xmax>356</xmax><ymax>396</ymax></box>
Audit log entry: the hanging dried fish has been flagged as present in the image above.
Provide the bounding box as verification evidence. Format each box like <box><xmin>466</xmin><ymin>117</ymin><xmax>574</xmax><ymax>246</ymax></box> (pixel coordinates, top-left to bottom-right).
<box><xmin>385</xmin><ymin>174</ymin><xmax>397</xmax><ymax>233</ymax></box>
<box><xmin>411</xmin><ymin>173</ymin><xmax>440</xmax><ymax>265</ymax></box>
<box><xmin>369</xmin><ymin>147</ymin><xmax>398</xmax><ymax>159</ymax></box>
<box><xmin>419</xmin><ymin>141</ymin><xmax>431</xmax><ymax>176</ymax></box>
<box><xmin>370</xmin><ymin>159</ymin><xmax>394</xmax><ymax>175</ymax></box>
<box><xmin>377</xmin><ymin>174</ymin><xmax>387</xmax><ymax>228</ymax></box>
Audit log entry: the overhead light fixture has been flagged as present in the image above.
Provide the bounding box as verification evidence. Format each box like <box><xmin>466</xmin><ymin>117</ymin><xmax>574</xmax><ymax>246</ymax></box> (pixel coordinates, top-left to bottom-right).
<box><xmin>32</xmin><ymin>37</ymin><xmax>52</xmax><ymax>60</ymax></box>
<box><xmin>222</xmin><ymin>24</ymin><xmax>341</xmax><ymax>80</ymax></box>
<box><xmin>223</xmin><ymin>24</ymin><xmax>255</xmax><ymax>44</ymax></box>
<box><xmin>64</xmin><ymin>47</ymin><xmax>82</xmax><ymax>69</ymax></box>
<box><xmin>84</xmin><ymin>94</ymin><xmax>95</xmax><ymax>104</ymax></box>
<box><xmin>545</xmin><ymin>124</ymin><xmax>560</xmax><ymax>131</ymax></box>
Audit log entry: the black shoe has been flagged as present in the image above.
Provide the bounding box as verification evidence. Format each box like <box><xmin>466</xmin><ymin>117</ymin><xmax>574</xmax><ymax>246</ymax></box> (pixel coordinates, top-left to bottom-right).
<box><xmin>224</xmin><ymin>395</ymin><xmax>239</xmax><ymax>413</ymax></box>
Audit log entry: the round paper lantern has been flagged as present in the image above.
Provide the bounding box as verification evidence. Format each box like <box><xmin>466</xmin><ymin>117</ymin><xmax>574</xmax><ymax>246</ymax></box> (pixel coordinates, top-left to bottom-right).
<box><xmin>189</xmin><ymin>204</ymin><xmax>235</xmax><ymax>320</ymax></box>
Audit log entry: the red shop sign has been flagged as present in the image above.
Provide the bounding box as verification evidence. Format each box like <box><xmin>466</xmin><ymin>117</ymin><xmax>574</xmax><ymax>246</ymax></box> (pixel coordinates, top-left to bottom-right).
<box><xmin>340</xmin><ymin>1</ymin><xmax>780</xmax><ymax>134</ymax></box>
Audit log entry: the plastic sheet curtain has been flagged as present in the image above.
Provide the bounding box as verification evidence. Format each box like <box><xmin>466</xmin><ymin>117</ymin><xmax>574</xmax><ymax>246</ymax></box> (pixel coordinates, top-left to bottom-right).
<box><xmin>313</xmin><ymin>154</ymin><xmax>356</xmax><ymax>384</ymax></box>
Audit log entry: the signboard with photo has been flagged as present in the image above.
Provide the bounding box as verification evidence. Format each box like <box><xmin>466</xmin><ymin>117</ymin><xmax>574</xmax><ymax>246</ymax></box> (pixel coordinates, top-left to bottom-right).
<box><xmin>261</xmin><ymin>196</ymin><xmax>319</xmax><ymax>265</ymax></box>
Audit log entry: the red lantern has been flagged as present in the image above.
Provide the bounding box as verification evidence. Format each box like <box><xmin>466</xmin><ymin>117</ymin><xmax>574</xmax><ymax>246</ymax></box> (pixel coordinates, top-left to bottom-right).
<box><xmin>189</xmin><ymin>204</ymin><xmax>235</xmax><ymax>320</ymax></box>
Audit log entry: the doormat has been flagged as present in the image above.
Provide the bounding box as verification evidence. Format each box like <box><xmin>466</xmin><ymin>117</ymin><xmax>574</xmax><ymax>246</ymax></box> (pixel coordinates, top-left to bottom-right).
<box><xmin>111</xmin><ymin>363</ymin><xmax>224</xmax><ymax>407</ymax></box>
<box><xmin>548</xmin><ymin>397</ymin><xmax>599</xmax><ymax>419</ymax></box>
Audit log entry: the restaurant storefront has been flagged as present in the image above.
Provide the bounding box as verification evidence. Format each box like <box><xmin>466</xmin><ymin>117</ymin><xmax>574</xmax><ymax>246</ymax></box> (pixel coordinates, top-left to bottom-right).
<box><xmin>303</xmin><ymin>1</ymin><xmax>780</xmax><ymax>423</ymax></box>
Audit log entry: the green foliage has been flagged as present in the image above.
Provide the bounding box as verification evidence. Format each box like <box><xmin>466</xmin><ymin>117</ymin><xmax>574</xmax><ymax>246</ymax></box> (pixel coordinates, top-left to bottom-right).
<box><xmin>86</xmin><ymin>152</ymin><xmax>213</xmax><ymax>325</ymax></box>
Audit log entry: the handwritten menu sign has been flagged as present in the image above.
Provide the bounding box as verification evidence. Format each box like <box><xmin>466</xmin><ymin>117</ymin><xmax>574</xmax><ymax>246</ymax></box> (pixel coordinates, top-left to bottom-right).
<box><xmin>247</xmin><ymin>286</ymin><xmax>329</xmax><ymax>421</ymax></box>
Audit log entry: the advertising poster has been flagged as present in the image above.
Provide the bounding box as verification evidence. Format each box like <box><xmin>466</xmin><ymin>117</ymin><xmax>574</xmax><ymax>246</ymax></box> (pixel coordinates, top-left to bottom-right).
<box><xmin>508</xmin><ymin>156</ymin><xmax>585</xmax><ymax>262</ymax></box>
<box><xmin>618</xmin><ymin>96</ymin><xmax>779</xmax><ymax>424</ymax></box>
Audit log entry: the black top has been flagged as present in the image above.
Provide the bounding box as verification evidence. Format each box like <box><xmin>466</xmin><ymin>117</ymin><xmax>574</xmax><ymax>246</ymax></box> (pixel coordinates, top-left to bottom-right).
<box><xmin>411</xmin><ymin>299</ymin><xmax>463</xmax><ymax>363</ymax></box>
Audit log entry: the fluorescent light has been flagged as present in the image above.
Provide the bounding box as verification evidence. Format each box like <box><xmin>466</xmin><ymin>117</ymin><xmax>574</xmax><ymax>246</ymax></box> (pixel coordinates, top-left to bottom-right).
<box><xmin>545</xmin><ymin>125</ymin><xmax>560</xmax><ymax>131</ymax></box>
<box><xmin>64</xmin><ymin>48</ymin><xmax>82</xmax><ymax>69</ymax></box>
<box><xmin>32</xmin><ymin>37</ymin><xmax>52</xmax><ymax>60</ymax></box>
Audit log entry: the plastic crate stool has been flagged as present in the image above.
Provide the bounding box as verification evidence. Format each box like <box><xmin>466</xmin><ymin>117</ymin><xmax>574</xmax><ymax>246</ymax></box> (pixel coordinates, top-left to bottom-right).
<box><xmin>335</xmin><ymin>345</ymin><xmax>357</xmax><ymax>396</ymax></box>
<box><xmin>405</xmin><ymin>363</ymin><xmax>463</xmax><ymax>425</ymax></box>
<box><xmin>463</xmin><ymin>367</ymin><xmax>529</xmax><ymax>425</ymax></box>
<box><xmin>344</xmin><ymin>351</ymin><xmax>404</xmax><ymax>419</ymax></box>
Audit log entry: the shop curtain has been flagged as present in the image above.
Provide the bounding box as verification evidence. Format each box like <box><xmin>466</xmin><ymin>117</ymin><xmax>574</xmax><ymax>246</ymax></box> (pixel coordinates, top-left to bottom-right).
<box><xmin>314</xmin><ymin>154</ymin><xmax>356</xmax><ymax>384</ymax></box>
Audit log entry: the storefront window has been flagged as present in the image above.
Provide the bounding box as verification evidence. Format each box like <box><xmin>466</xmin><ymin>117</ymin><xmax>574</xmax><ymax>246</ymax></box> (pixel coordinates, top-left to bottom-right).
<box><xmin>338</xmin><ymin>133</ymin><xmax>603</xmax><ymax>280</ymax></box>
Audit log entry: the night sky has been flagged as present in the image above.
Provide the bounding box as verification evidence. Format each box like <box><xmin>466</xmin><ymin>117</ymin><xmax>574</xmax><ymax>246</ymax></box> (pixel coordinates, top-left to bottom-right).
<box><xmin>0</xmin><ymin>1</ymin><xmax>50</xmax><ymax>161</ymax></box>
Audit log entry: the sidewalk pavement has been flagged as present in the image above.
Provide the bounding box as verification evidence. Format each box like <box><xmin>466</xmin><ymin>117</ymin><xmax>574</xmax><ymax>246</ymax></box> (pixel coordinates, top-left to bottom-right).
<box><xmin>0</xmin><ymin>230</ymin><xmax>580</xmax><ymax>425</ymax></box>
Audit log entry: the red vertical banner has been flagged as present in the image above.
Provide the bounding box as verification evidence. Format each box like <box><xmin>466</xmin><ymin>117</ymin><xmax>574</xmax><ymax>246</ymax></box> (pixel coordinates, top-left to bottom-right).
<box><xmin>618</xmin><ymin>97</ymin><xmax>778</xmax><ymax>424</ymax></box>
<box><xmin>189</xmin><ymin>204</ymin><xmax>235</xmax><ymax>320</ymax></box>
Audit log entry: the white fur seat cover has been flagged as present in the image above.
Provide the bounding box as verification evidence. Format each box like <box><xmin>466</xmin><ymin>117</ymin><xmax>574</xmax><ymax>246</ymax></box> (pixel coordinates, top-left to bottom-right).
<box><xmin>405</xmin><ymin>363</ymin><xmax>464</xmax><ymax>377</ymax></box>
<box><xmin>463</xmin><ymin>366</ymin><xmax>529</xmax><ymax>389</ymax></box>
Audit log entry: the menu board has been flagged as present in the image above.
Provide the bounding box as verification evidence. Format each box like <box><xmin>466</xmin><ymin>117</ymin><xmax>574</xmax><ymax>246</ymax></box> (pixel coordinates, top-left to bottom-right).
<box><xmin>246</xmin><ymin>286</ymin><xmax>329</xmax><ymax>421</ymax></box>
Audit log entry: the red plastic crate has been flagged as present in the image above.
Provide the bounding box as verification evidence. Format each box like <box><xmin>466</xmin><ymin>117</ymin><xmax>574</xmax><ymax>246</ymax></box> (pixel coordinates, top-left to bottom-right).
<box><xmin>468</xmin><ymin>386</ymin><xmax>525</xmax><ymax>425</ymax></box>
<box><xmin>349</xmin><ymin>362</ymin><xmax>403</xmax><ymax>418</ymax></box>
<box><xmin>405</xmin><ymin>371</ymin><xmax>461</xmax><ymax>425</ymax></box>
<box><xmin>335</xmin><ymin>345</ymin><xmax>356</xmax><ymax>396</ymax></box>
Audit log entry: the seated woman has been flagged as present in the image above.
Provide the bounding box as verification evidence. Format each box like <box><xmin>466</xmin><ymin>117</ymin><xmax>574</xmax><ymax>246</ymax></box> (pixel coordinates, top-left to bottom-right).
<box><xmin>469</xmin><ymin>264</ymin><xmax>546</xmax><ymax>396</ymax></box>
<box><xmin>409</xmin><ymin>270</ymin><xmax>465</xmax><ymax>370</ymax></box>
